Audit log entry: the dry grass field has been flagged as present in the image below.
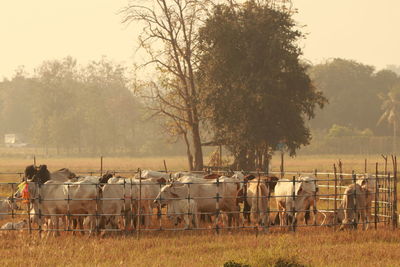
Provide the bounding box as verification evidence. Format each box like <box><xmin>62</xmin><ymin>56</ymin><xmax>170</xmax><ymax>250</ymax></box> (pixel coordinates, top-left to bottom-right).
<box><xmin>1</xmin><ymin>229</ymin><xmax>400</xmax><ymax>267</ymax></box>
<box><xmin>0</xmin><ymin>154</ymin><xmax>397</xmax><ymax>267</ymax></box>
<box><xmin>0</xmin><ymin>153</ymin><xmax>392</xmax><ymax>179</ymax></box>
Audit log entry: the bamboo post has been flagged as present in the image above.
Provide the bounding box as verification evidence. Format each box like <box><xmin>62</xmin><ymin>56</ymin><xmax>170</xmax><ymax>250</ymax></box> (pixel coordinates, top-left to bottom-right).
<box><xmin>334</xmin><ymin>164</ymin><xmax>338</xmax><ymax>229</ymax></box>
<box><xmin>33</xmin><ymin>155</ymin><xmax>36</xmax><ymax>167</ymax></box>
<box><xmin>375</xmin><ymin>162</ymin><xmax>379</xmax><ymax>230</ymax></box>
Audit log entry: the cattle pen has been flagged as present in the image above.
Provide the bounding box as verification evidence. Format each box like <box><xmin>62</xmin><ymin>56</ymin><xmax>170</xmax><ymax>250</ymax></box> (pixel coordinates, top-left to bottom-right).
<box><xmin>0</xmin><ymin>158</ymin><xmax>398</xmax><ymax>237</ymax></box>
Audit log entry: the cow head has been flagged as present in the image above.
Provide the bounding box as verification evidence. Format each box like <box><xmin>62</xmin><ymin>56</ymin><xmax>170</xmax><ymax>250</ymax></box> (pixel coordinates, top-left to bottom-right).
<box><xmin>154</xmin><ymin>183</ymin><xmax>186</xmax><ymax>206</ymax></box>
<box><xmin>23</xmin><ymin>165</ymin><xmax>37</xmax><ymax>182</ymax></box>
<box><xmin>265</xmin><ymin>176</ymin><xmax>279</xmax><ymax>192</ymax></box>
<box><xmin>6</xmin><ymin>196</ymin><xmax>19</xmax><ymax>210</ymax></box>
<box><xmin>99</xmin><ymin>171</ymin><xmax>114</xmax><ymax>184</ymax></box>
<box><xmin>31</xmin><ymin>165</ymin><xmax>50</xmax><ymax>184</ymax></box>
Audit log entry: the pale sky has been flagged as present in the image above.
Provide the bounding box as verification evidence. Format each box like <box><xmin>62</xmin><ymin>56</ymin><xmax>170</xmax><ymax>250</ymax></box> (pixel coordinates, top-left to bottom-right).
<box><xmin>1</xmin><ymin>0</ymin><xmax>399</xmax><ymax>79</ymax></box>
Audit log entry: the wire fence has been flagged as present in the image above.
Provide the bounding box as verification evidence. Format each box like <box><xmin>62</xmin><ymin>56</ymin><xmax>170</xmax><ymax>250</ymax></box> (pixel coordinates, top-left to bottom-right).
<box><xmin>0</xmin><ymin>167</ymin><xmax>397</xmax><ymax>236</ymax></box>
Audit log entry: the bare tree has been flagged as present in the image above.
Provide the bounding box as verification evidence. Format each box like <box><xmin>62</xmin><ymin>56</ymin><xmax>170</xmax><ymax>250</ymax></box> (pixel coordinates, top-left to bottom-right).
<box><xmin>122</xmin><ymin>0</ymin><xmax>210</xmax><ymax>170</ymax></box>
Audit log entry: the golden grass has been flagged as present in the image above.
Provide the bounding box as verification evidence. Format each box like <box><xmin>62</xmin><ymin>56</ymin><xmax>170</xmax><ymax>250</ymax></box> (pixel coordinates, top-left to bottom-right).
<box><xmin>0</xmin><ymin>153</ymin><xmax>391</xmax><ymax>177</ymax></box>
<box><xmin>0</xmin><ymin>229</ymin><xmax>399</xmax><ymax>267</ymax></box>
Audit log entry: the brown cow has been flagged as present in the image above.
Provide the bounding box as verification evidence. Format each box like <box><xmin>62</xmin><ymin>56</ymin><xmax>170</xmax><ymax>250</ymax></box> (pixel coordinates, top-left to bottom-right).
<box><xmin>340</xmin><ymin>183</ymin><xmax>368</xmax><ymax>230</ymax></box>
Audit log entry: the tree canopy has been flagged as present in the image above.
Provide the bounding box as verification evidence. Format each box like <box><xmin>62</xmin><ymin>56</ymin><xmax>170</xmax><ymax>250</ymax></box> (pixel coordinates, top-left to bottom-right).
<box><xmin>198</xmin><ymin>1</ymin><xmax>326</xmax><ymax>170</ymax></box>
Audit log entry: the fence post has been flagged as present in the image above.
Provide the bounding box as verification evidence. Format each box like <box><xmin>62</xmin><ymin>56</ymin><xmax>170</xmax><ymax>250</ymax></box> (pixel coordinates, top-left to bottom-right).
<box><xmin>334</xmin><ymin>164</ymin><xmax>338</xmax><ymax>230</ymax></box>
<box><xmin>137</xmin><ymin>169</ymin><xmax>142</xmax><ymax>239</ymax></box>
<box><xmin>375</xmin><ymin>162</ymin><xmax>379</xmax><ymax>230</ymax></box>
<box><xmin>38</xmin><ymin>182</ymin><xmax>42</xmax><ymax>238</ymax></box>
<box><xmin>387</xmin><ymin>172</ymin><xmax>391</xmax><ymax>225</ymax></box>
<box><xmin>67</xmin><ymin>184</ymin><xmax>70</xmax><ymax>233</ymax></box>
<box><xmin>339</xmin><ymin>160</ymin><xmax>343</xmax><ymax>186</ymax></box>
<box><xmin>163</xmin><ymin>160</ymin><xmax>168</xmax><ymax>173</ymax></box>
<box><xmin>392</xmin><ymin>156</ymin><xmax>398</xmax><ymax>229</ymax></box>
<box><xmin>187</xmin><ymin>182</ymin><xmax>191</xmax><ymax>230</ymax></box>
<box><xmin>291</xmin><ymin>176</ymin><xmax>296</xmax><ymax>232</ymax></box>
<box><xmin>352</xmin><ymin>171</ymin><xmax>357</xmax><ymax>229</ymax></box>
<box><xmin>215</xmin><ymin>176</ymin><xmax>220</xmax><ymax>235</ymax></box>
<box><xmin>123</xmin><ymin>179</ymin><xmax>127</xmax><ymax>234</ymax></box>
<box><xmin>256</xmin><ymin>171</ymin><xmax>261</xmax><ymax>236</ymax></box>
<box><xmin>313</xmin><ymin>169</ymin><xmax>318</xmax><ymax>226</ymax></box>
<box><xmin>100</xmin><ymin>156</ymin><xmax>103</xmax><ymax>177</ymax></box>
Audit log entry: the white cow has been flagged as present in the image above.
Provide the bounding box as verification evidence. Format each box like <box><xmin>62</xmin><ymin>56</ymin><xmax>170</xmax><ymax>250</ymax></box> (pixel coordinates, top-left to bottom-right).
<box><xmin>237</xmin><ymin>180</ymin><xmax>269</xmax><ymax>226</ymax></box>
<box><xmin>299</xmin><ymin>175</ymin><xmax>319</xmax><ymax>225</ymax></box>
<box><xmin>20</xmin><ymin>180</ymin><xmax>100</xmax><ymax>236</ymax></box>
<box><xmin>274</xmin><ymin>178</ymin><xmax>313</xmax><ymax>228</ymax></box>
<box><xmin>1</xmin><ymin>220</ymin><xmax>27</xmax><ymax>230</ymax></box>
<box><xmin>136</xmin><ymin>170</ymin><xmax>170</xmax><ymax>180</ymax></box>
<box><xmin>155</xmin><ymin>186</ymin><xmax>198</xmax><ymax>228</ymax></box>
<box><xmin>168</xmin><ymin>176</ymin><xmax>240</xmax><ymax>227</ymax></box>
<box><xmin>101</xmin><ymin>178</ymin><xmax>153</xmax><ymax>230</ymax></box>
<box><xmin>0</xmin><ymin>197</ymin><xmax>19</xmax><ymax>220</ymax></box>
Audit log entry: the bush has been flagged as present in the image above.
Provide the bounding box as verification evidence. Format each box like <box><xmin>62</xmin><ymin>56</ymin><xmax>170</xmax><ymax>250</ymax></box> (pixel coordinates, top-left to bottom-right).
<box><xmin>223</xmin><ymin>260</ymin><xmax>251</xmax><ymax>267</ymax></box>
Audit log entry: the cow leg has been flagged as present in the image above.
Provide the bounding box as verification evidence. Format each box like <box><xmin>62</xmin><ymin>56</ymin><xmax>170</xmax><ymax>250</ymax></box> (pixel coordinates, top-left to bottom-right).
<box><xmin>193</xmin><ymin>213</ymin><xmax>199</xmax><ymax>228</ymax></box>
<box><xmin>304</xmin><ymin>202</ymin><xmax>311</xmax><ymax>225</ymax></box>
<box><xmin>313</xmin><ymin>203</ymin><xmax>318</xmax><ymax>225</ymax></box>
<box><xmin>54</xmin><ymin>216</ymin><xmax>60</xmax><ymax>237</ymax></box>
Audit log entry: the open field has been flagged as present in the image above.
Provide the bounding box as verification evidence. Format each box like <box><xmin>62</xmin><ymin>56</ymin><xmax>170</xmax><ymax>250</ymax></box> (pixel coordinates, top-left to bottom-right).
<box><xmin>0</xmin><ymin>153</ymin><xmax>393</xmax><ymax>178</ymax></box>
<box><xmin>1</xmin><ymin>229</ymin><xmax>400</xmax><ymax>266</ymax></box>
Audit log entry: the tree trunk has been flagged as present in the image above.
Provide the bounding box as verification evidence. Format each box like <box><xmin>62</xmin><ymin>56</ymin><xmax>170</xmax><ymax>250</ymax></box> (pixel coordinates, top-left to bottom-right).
<box><xmin>182</xmin><ymin>131</ymin><xmax>194</xmax><ymax>171</ymax></box>
<box><xmin>394</xmin><ymin>120</ymin><xmax>397</xmax><ymax>154</ymax></box>
<box><xmin>191</xmin><ymin>122</ymin><xmax>203</xmax><ymax>171</ymax></box>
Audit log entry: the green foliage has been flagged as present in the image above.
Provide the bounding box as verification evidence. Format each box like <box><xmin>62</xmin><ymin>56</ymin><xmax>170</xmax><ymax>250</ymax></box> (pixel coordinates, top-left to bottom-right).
<box><xmin>224</xmin><ymin>260</ymin><xmax>251</xmax><ymax>267</ymax></box>
<box><xmin>198</xmin><ymin>1</ymin><xmax>326</xmax><ymax>169</ymax></box>
<box><xmin>327</xmin><ymin>124</ymin><xmax>373</xmax><ymax>138</ymax></box>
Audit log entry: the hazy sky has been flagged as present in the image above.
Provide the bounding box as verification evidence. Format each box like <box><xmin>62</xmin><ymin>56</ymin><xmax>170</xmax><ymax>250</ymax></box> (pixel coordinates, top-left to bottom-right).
<box><xmin>1</xmin><ymin>0</ymin><xmax>399</xmax><ymax>79</ymax></box>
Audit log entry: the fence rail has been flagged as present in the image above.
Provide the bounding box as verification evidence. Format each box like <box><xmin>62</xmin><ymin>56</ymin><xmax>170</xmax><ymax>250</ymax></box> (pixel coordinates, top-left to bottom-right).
<box><xmin>0</xmin><ymin>168</ymin><xmax>397</xmax><ymax>236</ymax></box>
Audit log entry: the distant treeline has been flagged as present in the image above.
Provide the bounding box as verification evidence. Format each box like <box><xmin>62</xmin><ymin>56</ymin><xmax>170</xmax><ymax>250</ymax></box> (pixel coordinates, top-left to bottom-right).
<box><xmin>0</xmin><ymin>57</ymin><xmax>186</xmax><ymax>156</ymax></box>
<box><xmin>309</xmin><ymin>58</ymin><xmax>400</xmax><ymax>136</ymax></box>
<box><xmin>1</xmin><ymin>57</ymin><xmax>400</xmax><ymax>157</ymax></box>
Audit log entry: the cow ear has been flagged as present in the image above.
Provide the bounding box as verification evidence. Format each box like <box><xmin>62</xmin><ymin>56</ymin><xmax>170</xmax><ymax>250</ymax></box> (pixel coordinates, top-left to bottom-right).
<box><xmin>297</xmin><ymin>186</ymin><xmax>303</xmax><ymax>194</ymax></box>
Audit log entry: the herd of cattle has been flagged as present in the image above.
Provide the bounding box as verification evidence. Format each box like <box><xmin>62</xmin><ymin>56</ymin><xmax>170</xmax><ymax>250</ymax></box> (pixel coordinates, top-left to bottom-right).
<box><xmin>0</xmin><ymin>164</ymin><xmax>381</xmax><ymax>235</ymax></box>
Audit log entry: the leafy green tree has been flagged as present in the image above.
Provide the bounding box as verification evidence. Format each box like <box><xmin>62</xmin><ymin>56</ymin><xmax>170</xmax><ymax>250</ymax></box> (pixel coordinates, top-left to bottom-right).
<box><xmin>198</xmin><ymin>1</ymin><xmax>326</xmax><ymax>170</ymax></box>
